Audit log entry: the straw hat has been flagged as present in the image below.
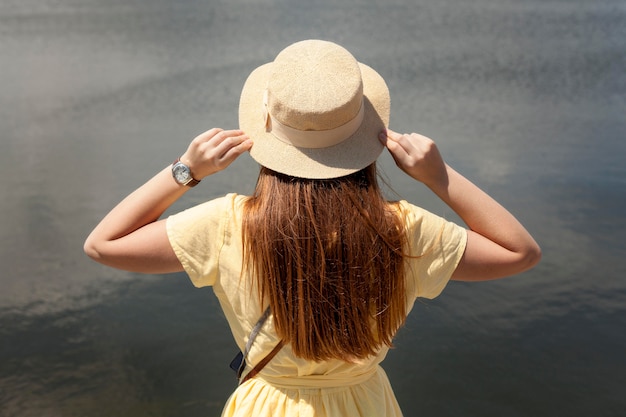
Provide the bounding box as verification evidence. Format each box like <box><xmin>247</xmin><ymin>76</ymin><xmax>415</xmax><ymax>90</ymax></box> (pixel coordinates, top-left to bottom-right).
<box><xmin>239</xmin><ymin>40</ymin><xmax>390</xmax><ymax>179</ymax></box>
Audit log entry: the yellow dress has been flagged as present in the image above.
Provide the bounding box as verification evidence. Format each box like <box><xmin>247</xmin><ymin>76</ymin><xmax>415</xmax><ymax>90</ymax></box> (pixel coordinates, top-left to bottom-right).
<box><xmin>166</xmin><ymin>194</ymin><xmax>467</xmax><ymax>417</ymax></box>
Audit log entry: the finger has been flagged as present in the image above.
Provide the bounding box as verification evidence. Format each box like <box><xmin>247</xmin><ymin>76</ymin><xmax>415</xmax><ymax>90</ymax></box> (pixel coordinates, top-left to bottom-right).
<box><xmin>225</xmin><ymin>138</ymin><xmax>253</xmax><ymax>157</ymax></box>
<box><xmin>378</xmin><ymin>129</ymin><xmax>397</xmax><ymax>144</ymax></box>
<box><xmin>193</xmin><ymin>128</ymin><xmax>223</xmax><ymax>144</ymax></box>
<box><xmin>385</xmin><ymin>128</ymin><xmax>405</xmax><ymax>141</ymax></box>
<box><xmin>379</xmin><ymin>129</ymin><xmax>411</xmax><ymax>157</ymax></box>
<box><xmin>378</xmin><ymin>132</ymin><xmax>404</xmax><ymax>166</ymax></box>
<box><xmin>217</xmin><ymin>138</ymin><xmax>253</xmax><ymax>166</ymax></box>
<box><xmin>213</xmin><ymin>132</ymin><xmax>251</xmax><ymax>159</ymax></box>
<box><xmin>196</xmin><ymin>130</ymin><xmax>244</xmax><ymax>154</ymax></box>
<box><xmin>206</xmin><ymin>129</ymin><xmax>246</xmax><ymax>148</ymax></box>
<box><xmin>216</xmin><ymin>129</ymin><xmax>245</xmax><ymax>139</ymax></box>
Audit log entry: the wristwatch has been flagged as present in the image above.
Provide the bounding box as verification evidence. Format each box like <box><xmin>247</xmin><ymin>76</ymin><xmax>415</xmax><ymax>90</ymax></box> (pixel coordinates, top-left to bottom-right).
<box><xmin>171</xmin><ymin>157</ymin><xmax>200</xmax><ymax>187</ymax></box>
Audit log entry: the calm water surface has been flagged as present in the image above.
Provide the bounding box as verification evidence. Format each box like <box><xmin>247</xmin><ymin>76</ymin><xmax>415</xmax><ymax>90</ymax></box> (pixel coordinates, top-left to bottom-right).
<box><xmin>1</xmin><ymin>0</ymin><xmax>625</xmax><ymax>416</ymax></box>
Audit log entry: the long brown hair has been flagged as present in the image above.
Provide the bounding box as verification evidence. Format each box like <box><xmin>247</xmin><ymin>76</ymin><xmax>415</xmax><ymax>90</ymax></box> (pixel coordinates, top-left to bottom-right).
<box><xmin>242</xmin><ymin>163</ymin><xmax>407</xmax><ymax>361</ymax></box>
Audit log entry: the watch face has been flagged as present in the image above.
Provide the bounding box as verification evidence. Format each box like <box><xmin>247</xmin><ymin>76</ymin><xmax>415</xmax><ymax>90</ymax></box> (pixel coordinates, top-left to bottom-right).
<box><xmin>173</xmin><ymin>163</ymin><xmax>191</xmax><ymax>183</ymax></box>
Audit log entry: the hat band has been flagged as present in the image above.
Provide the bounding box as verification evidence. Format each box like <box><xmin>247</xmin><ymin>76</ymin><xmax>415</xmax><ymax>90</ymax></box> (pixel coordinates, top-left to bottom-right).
<box><xmin>263</xmin><ymin>94</ymin><xmax>365</xmax><ymax>149</ymax></box>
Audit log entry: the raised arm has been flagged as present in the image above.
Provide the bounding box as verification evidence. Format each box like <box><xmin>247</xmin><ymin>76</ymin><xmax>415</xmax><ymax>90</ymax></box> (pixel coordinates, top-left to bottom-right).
<box><xmin>83</xmin><ymin>128</ymin><xmax>252</xmax><ymax>273</ymax></box>
<box><xmin>379</xmin><ymin>129</ymin><xmax>541</xmax><ymax>281</ymax></box>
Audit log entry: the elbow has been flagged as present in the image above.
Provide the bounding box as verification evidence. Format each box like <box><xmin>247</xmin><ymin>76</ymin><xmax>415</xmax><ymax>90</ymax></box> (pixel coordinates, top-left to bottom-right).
<box><xmin>83</xmin><ymin>235</ymin><xmax>103</xmax><ymax>262</ymax></box>
<box><xmin>521</xmin><ymin>241</ymin><xmax>542</xmax><ymax>272</ymax></box>
<box><xmin>83</xmin><ymin>240</ymin><xmax>97</xmax><ymax>260</ymax></box>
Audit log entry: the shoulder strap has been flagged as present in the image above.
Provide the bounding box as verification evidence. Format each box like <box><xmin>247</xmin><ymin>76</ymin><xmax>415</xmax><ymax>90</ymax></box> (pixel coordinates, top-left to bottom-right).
<box><xmin>237</xmin><ymin>307</ymin><xmax>284</xmax><ymax>385</ymax></box>
<box><xmin>240</xmin><ymin>339</ymin><xmax>285</xmax><ymax>384</ymax></box>
<box><xmin>236</xmin><ymin>307</ymin><xmax>271</xmax><ymax>379</ymax></box>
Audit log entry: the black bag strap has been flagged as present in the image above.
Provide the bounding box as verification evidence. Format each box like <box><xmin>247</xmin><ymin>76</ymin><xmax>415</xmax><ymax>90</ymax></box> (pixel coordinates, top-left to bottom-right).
<box><xmin>231</xmin><ymin>307</ymin><xmax>285</xmax><ymax>384</ymax></box>
<box><xmin>235</xmin><ymin>307</ymin><xmax>271</xmax><ymax>379</ymax></box>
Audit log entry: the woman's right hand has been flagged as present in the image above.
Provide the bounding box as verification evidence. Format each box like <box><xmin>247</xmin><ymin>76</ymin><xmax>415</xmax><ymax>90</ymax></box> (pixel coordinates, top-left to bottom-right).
<box><xmin>378</xmin><ymin>129</ymin><xmax>448</xmax><ymax>188</ymax></box>
<box><xmin>180</xmin><ymin>128</ymin><xmax>252</xmax><ymax>180</ymax></box>
<box><xmin>84</xmin><ymin>127</ymin><xmax>252</xmax><ymax>274</ymax></box>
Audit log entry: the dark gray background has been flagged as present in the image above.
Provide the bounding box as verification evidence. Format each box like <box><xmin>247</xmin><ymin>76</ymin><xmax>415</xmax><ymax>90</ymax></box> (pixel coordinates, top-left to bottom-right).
<box><xmin>1</xmin><ymin>0</ymin><xmax>625</xmax><ymax>416</ymax></box>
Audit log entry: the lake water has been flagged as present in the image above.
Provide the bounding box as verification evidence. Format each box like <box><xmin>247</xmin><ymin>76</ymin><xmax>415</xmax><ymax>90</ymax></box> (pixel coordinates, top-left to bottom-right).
<box><xmin>1</xmin><ymin>0</ymin><xmax>625</xmax><ymax>416</ymax></box>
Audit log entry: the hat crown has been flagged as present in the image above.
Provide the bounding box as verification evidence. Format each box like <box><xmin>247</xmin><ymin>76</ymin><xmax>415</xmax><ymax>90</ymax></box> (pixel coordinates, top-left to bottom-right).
<box><xmin>267</xmin><ymin>40</ymin><xmax>364</xmax><ymax>132</ymax></box>
<box><xmin>239</xmin><ymin>39</ymin><xmax>390</xmax><ymax>179</ymax></box>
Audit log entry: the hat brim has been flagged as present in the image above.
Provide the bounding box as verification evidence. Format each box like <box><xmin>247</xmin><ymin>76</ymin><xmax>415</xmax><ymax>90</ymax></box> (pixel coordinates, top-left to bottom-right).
<box><xmin>239</xmin><ymin>62</ymin><xmax>390</xmax><ymax>179</ymax></box>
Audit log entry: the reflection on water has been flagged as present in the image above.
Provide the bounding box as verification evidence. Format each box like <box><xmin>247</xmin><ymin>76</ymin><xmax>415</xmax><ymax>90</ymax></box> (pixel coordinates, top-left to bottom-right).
<box><xmin>1</xmin><ymin>278</ymin><xmax>237</xmax><ymax>416</ymax></box>
<box><xmin>1</xmin><ymin>0</ymin><xmax>625</xmax><ymax>416</ymax></box>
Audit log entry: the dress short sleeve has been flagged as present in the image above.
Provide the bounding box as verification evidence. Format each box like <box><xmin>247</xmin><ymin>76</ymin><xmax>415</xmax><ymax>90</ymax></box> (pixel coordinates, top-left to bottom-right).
<box><xmin>398</xmin><ymin>200</ymin><xmax>467</xmax><ymax>299</ymax></box>
<box><xmin>166</xmin><ymin>194</ymin><xmax>236</xmax><ymax>287</ymax></box>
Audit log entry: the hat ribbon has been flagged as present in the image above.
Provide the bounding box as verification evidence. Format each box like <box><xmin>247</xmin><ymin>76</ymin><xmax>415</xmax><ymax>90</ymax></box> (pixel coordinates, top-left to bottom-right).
<box><xmin>263</xmin><ymin>90</ymin><xmax>365</xmax><ymax>149</ymax></box>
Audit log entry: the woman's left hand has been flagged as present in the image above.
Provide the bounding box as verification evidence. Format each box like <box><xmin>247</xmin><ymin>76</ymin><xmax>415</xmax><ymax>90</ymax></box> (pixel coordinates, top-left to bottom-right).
<box><xmin>180</xmin><ymin>128</ymin><xmax>252</xmax><ymax>180</ymax></box>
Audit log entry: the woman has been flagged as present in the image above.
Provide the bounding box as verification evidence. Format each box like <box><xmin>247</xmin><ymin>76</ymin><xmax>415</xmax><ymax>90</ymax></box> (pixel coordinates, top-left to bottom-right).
<box><xmin>84</xmin><ymin>40</ymin><xmax>540</xmax><ymax>416</ymax></box>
